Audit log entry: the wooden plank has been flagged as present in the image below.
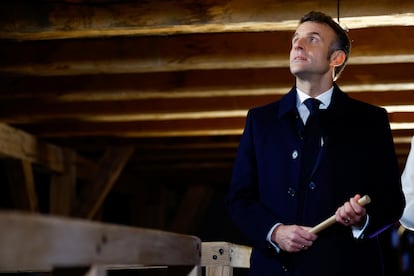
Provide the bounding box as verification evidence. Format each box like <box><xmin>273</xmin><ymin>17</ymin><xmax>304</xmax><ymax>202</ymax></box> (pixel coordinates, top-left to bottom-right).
<box><xmin>1</xmin><ymin>63</ymin><xmax>413</xmax><ymax>104</ymax></box>
<box><xmin>72</xmin><ymin>147</ymin><xmax>135</xmax><ymax>219</ymax></box>
<box><xmin>5</xmin><ymin>159</ymin><xmax>39</xmax><ymax>212</ymax></box>
<box><xmin>206</xmin><ymin>266</ymin><xmax>232</xmax><ymax>276</ymax></box>
<box><xmin>50</xmin><ymin>149</ymin><xmax>77</xmax><ymax>216</ymax></box>
<box><xmin>0</xmin><ymin>70</ymin><xmax>291</xmax><ymax>100</ymax></box>
<box><xmin>12</xmin><ymin>112</ymin><xmax>414</xmax><ymax>139</ymax></box>
<box><xmin>201</xmin><ymin>242</ymin><xmax>251</xmax><ymax>268</ymax></box>
<box><xmin>1</xmin><ymin>86</ymin><xmax>414</xmax><ymax>124</ymax></box>
<box><xmin>349</xmin><ymin>90</ymin><xmax>414</xmax><ymax>106</ymax></box>
<box><xmin>0</xmin><ymin>211</ymin><xmax>201</xmax><ymax>272</ymax></box>
<box><xmin>169</xmin><ymin>185</ymin><xmax>214</xmax><ymax>233</ymax></box>
<box><xmin>0</xmin><ymin>123</ymin><xmax>64</xmax><ymax>173</ymax></box>
<box><xmin>76</xmin><ymin>155</ymin><xmax>100</xmax><ymax>182</ymax></box>
<box><xmin>0</xmin><ymin>95</ymin><xmax>273</xmax><ymax>123</ymax></box>
<box><xmin>0</xmin><ymin>0</ymin><xmax>413</xmax><ymax>40</ymax></box>
<box><xmin>0</xmin><ymin>63</ymin><xmax>414</xmax><ymax>125</ymax></box>
<box><xmin>14</xmin><ymin>118</ymin><xmax>247</xmax><ymax>138</ymax></box>
<box><xmin>129</xmin><ymin>180</ymin><xmax>167</xmax><ymax>230</ymax></box>
<box><xmin>1</xmin><ymin>26</ymin><xmax>414</xmax><ymax>76</ymax></box>
<box><xmin>0</xmin><ymin>1</ymin><xmax>411</xmax><ymax>187</ymax></box>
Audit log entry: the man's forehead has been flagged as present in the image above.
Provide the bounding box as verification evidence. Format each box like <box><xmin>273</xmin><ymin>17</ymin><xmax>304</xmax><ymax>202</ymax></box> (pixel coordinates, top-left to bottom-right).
<box><xmin>294</xmin><ymin>22</ymin><xmax>335</xmax><ymax>37</ymax></box>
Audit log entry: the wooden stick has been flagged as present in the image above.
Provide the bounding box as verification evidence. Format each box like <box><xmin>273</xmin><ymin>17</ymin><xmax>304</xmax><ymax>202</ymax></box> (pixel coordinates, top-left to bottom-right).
<box><xmin>309</xmin><ymin>195</ymin><xmax>371</xmax><ymax>234</ymax></box>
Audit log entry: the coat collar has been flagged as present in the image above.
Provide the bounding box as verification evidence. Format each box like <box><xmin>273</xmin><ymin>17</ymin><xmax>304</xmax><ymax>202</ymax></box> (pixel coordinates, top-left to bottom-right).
<box><xmin>277</xmin><ymin>86</ymin><xmax>297</xmax><ymax>119</ymax></box>
<box><xmin>277</xmin><ymin>83</ymin><xmax>349</xmax><ymax>119</ymax></box>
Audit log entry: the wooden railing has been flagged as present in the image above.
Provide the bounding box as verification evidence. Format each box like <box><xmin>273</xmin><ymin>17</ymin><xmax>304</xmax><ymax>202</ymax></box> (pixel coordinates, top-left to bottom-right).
<box><xmin>0</xmin><ymin>211</ymin><xmax>251</xmax><ymax>275</ymax></box>
<box><xmin>0</xmin><ymin>211</ymin><xmax>201</xmax><ymax>275</ymax></box>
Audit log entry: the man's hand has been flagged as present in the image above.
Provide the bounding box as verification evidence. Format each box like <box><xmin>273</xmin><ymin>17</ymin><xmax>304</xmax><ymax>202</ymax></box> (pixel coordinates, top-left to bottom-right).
<box><xmin>335</xmin><ymin>194</ymin><xmax>367</xmax><ymax>228</ymax></box>
<box><xmin>271</xmin><ymin>224</ymin><xmax>317</xmax><ymax>253</ymax></box>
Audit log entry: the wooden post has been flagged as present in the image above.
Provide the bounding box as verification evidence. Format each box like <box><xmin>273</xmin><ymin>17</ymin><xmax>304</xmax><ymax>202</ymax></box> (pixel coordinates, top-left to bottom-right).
<box><xmin>202</xmin><ymin>242</ymin><xmax>251</xmax><ymax>276</ymax></box>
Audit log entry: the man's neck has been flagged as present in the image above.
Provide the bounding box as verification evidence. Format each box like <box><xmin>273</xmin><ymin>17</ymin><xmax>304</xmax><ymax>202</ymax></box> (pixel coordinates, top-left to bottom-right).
<box><xmin>295</xmin><ymin>75</ymin><xmax>334</xmax><ymax>97</ymax></box>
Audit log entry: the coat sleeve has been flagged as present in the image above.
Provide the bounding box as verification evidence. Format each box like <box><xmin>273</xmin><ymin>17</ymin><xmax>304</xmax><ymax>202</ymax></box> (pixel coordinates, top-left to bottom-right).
<box><xmin>226</xmin><ymin>110</ymin><xmax>279</xmax><ymax>250</ymax></box>
<box><xmin>362</xmin><ymin>107</ymin><xmax>405</xmax><ymax>238</ymax></box>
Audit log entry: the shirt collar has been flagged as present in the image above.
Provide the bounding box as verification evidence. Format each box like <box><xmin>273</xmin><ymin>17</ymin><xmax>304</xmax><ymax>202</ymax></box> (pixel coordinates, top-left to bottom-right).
<box><xmin>296</xmin><ymin>86</ymin><xmax>333</xmax><ymax>110</ymax></box>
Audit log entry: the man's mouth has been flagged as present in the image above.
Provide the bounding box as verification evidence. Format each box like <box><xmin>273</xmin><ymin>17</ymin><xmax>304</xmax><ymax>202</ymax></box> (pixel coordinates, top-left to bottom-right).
<box><xmin>293</xmin><ymin>55</ymin><xmax>307</xmax><ymax>62</ymax></box>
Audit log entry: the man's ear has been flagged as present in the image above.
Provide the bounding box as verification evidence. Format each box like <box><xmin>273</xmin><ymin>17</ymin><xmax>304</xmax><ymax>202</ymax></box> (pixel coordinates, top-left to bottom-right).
<box><xmin>330</xmin><ymin>50</ymin><xmax>346</xmax><ymax>67</ymax></box>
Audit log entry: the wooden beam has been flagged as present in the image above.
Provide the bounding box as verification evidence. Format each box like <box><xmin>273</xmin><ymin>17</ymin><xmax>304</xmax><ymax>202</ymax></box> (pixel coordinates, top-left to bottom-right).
<box><xmin>72</xmin><ymin>147</ymin><xmax>135</xmax><ymax>219</ymax></box>
<box><xmin>0</xmin><ymin>98</ymin><xmax>253</xmax><ymax>123</ymax></box>
<box><xmin>1</xmin><ymin>26</ymin><xmax>414</xmax><ymax>76</ymax></box>
<box><xmin>13</xmin><ymin>118</ymin><xmax>247</xmax><ymax>137</ymax></box>
<box><xmin>0</xmin><ymin>1</ymin><xmax>412</xmax><ymax>182</ymax></box>
<box><xmin>1</xmin><ymin>67</ymin><xmax>414</xmax><ymax>127</ymax></box>
<box><xmin>76</xmin><ymin>155</ymin><xmax>100</xmax><ymax>182</ymax></box>
<box><xmin>169</xmin><ymin>185</ymin><xmax>215</xmax><ymax>233</ymax></box>
<box><xmin>0</xmin><ymin>211</ymin><xmax>201</xmax><ymax>271</ymax></box>
<box><xmin>0</xmin><ymin>123</ymin><xmax>64</xmax><ymax>173</ymax></box>
<box><xmin>0</xmin><ymin>0</ymin><xmax>413</xmax><ymax>40</ymax></box>
<box><xmin>0</xmin><ymin>62</ymin><xmax>413</xmax><ymax>104</ymax></box>
<box><xmin>5</xmin><ymin>159</ymin><xmax>39</xmax><ymax>212</ymax></box>
<box><xmin>1</xmin><ymin>90</ymin><xmax>414</xmax><ymax>124</ymax></box>
<box><xmin>349</xmin><ymin>90</ymin><xmax>414</xmax><ymax>106</ymax></box>
<box><xmin>0</xmin><ymin>69</ymin><xmax>293</xmax><ymax>100</ymax></box>
<box><xmin>38</xmin><ymin>136</ymin><xmax>241</xmax><ymax>151</ymax></box>
<box><xmin>10</xmin><ymin>111</ymin><xmax>414</xmax><ymax>138</ymax></box>
<box><xmin>202</xmin><ymin>242</ymin><xmax>251</xmax><ymax>268</ymax></box>
<box><xmin>50</xmin><ymin>149</ymin><xmax>77</xmax><ymax>216</ymax></box>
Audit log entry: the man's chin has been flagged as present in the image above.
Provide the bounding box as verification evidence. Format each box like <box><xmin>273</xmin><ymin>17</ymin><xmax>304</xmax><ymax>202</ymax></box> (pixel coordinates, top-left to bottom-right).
<box><xmin>290</xmin><ymin>69</ymin><xmax>307</xmax><ymax>78</ymax></box>
<box><xmin>290</xmin><ymin>65</ymin><xmax>306</xmax><ymax>75</ymax></box>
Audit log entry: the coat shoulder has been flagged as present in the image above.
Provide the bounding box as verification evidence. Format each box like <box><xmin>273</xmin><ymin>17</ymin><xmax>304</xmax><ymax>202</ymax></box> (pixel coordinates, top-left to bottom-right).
<box><xmin>342</xmin><ymin>95</ymin><xmax>388</xmax><ymax>121</ymax></box>
<box><xmin>347</xmin><ymin>96</ymin><xmax>385</xmax><ymax>113</ymax></box>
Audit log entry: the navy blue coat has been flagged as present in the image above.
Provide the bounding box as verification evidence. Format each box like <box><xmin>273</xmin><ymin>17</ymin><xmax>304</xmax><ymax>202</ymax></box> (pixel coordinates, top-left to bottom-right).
<box><xmin>227</xmin><ymin>84</ymin><xmax>405</xmax><ymax>275</ymax></box>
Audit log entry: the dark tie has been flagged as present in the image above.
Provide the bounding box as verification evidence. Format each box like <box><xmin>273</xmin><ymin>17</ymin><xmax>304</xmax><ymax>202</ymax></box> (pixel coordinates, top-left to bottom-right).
<box><xmin>302</xmin><ymin>98</ymin><xmax>322</xmax><ymax>178</ymax></box>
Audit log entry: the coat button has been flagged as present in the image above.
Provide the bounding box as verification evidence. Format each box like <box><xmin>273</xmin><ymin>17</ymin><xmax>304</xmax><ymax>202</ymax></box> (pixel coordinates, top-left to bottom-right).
<box><xmin>309</xmin><ymin>181</ymin><xmax>317</xmax><ymax>190</ymax></box>
<box><xmin>288</xmin><ymin>187</ymin><xmax>296</xmax><ymax>197</ymax></box>
<box><xmin>292</xmin><ymin>150</ymin><xmax>298</xmax><ymax>159</ymax></box>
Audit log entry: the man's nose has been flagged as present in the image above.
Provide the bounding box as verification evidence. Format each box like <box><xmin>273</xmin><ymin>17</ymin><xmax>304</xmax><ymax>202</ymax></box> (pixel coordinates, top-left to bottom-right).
<box><xmin>293</xmin><ymin>38</ymin><xmax>305</xmax><ymax>50</ymax></box>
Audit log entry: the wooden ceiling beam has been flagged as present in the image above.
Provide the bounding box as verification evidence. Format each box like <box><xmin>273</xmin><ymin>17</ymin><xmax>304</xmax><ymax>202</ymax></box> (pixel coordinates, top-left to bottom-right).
<box><xmin>0</xmin><ymin>96</ymin><xmax>258</xmax><ymax>123</ymax></box>
<box><xmin>0</xmin><ymin>123</ymin><xmax>64</xmax><ymax>173</ymax></box>
<box><xmin>169</xmin><ymin>184</ymin><xmax>215</xmax><ymax>233</ymax></box>
<box><xmin>1</xmin><ymin>1</ymin><xmax>413</xmax><ymax>40</ymax></box>
<box><xmin>1</xmin><ymin>89</ymin><xmax>414</xmax><ymax>124</ymax></box>
<box><xmin>1</xmin><ymin>26</ymin><xmax>414</xmax><ymax>76</ymax></box>
<box><xmin>72</xmin><ymin>147</ymin><xmax>135</xmax><ymax>219</ymax></box>
<box><xmin>14</xmin><ymin>118</ymin><xmax>247</xmax><ymax>137</ymax></box>
<box><xmin>5</xmin><ymin>159</ymin><xmax>39</xmax><ymax>212</ymax></box>
<box><xmin>0</xmin><ymin>70</ymin><xmax>293</xmax><ymax>99</ymax></box>
<box><xmin>50</xmin><ymin>149</ymin><xmax>77</xmax><ymax>216</ymax></box>
<box><xmin>11</xmin><ymin>115</ymin><xmax>414</xmax><ymax>138</ymax></box>
<box><xmin>46</xmin><ymin>137</ymin><xmax>241</xmax><ymax>154</ymax></box>
<box><xmin>389</xmin><ymin>113</ymin><xmax>414</xmax><ymax>125</ymax></box>
<box><xmin>1</xmin><ymin>63</ymin><xmax>414</xmax><ymax>103</ymax></box>
<box><xmin>0</xmin><ymin>0</ymin><xmax>413</xmax><ymax>174</ymax></box>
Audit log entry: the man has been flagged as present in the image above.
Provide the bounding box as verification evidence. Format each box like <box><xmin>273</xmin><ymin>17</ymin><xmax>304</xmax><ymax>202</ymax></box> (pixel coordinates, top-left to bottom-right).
<box><xmin>227</xmin><ymin>11</ymin><xmax>405</xmax><ymax>275</ymax></box>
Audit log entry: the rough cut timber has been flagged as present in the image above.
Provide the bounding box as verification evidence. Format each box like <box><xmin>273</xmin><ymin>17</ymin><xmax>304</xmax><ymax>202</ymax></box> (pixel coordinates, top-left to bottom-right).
<box><xmin>0</xmin><ymin>0</ymin><xmax>413</xmax><ymax>236</ymax></box>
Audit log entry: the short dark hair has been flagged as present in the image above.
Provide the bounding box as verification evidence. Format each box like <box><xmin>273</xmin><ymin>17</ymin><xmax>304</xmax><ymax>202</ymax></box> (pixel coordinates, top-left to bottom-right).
<box><xmin>300</xmin><ymin>11</ymin><xmax>351</xmax><ymax>79</ymax></box>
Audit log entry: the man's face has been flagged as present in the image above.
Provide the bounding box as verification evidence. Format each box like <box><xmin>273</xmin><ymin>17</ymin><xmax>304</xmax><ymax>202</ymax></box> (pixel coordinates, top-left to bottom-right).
<box><xmin>289</xmin><ymin>21</ymin><xmax>336</xmax><ymax>80</ymax></box>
